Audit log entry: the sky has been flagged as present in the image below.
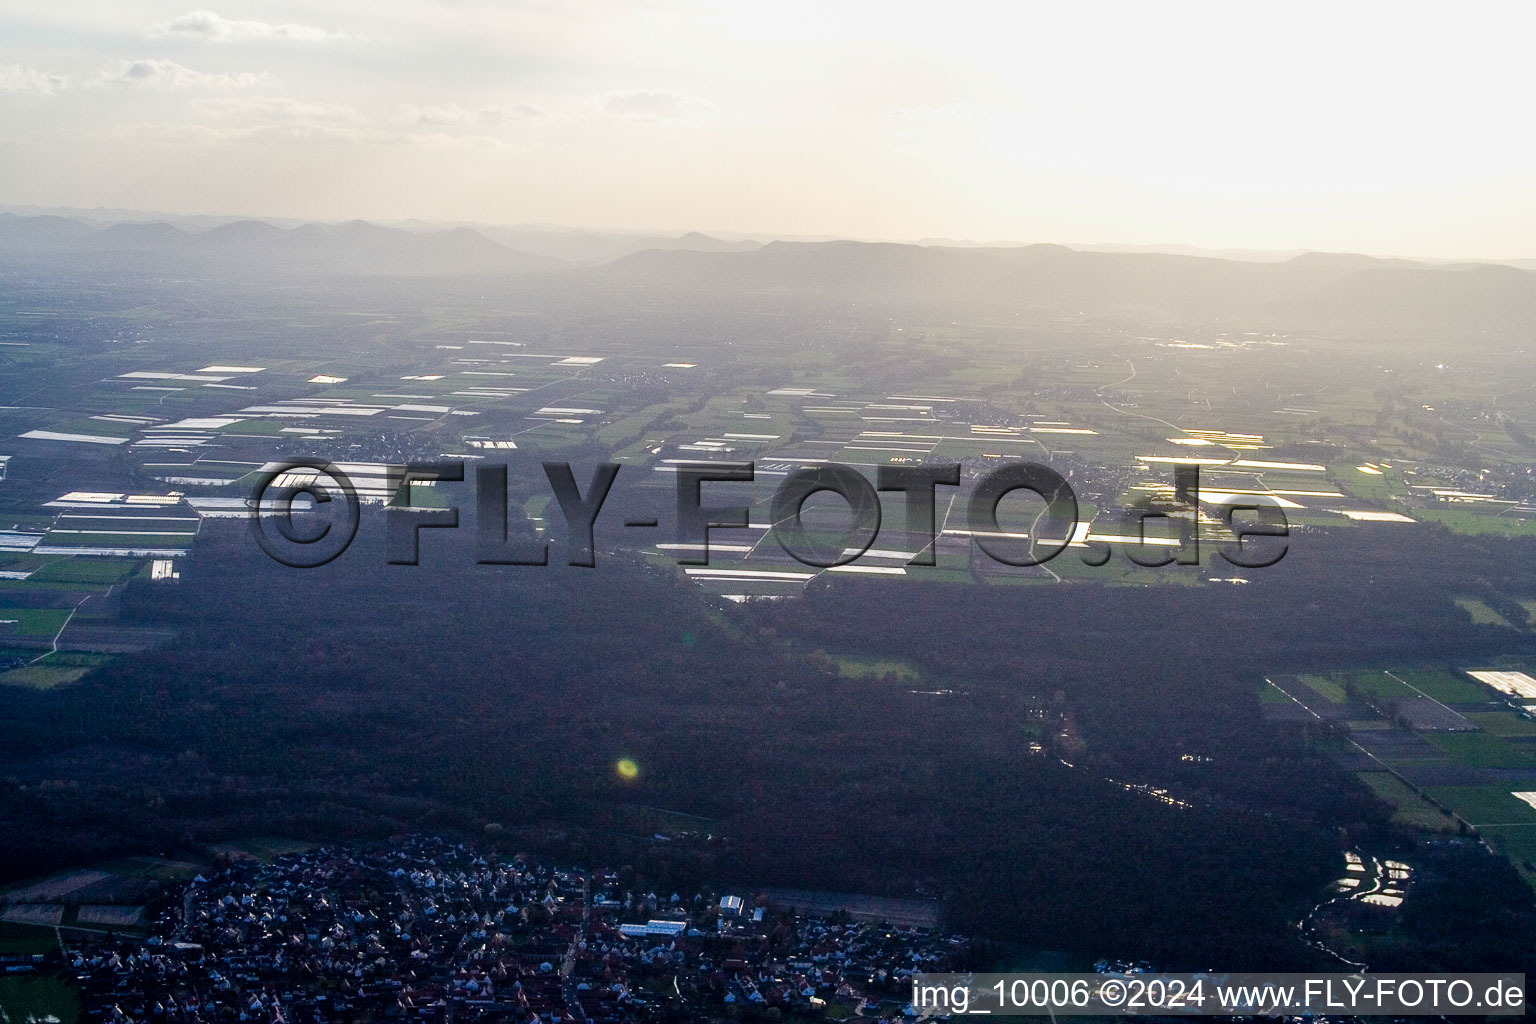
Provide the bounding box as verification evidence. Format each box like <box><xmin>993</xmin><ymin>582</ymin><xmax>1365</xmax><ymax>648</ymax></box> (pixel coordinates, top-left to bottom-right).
<box><xmin>3</xmin><ymin>1</ymin><xmax>1536</xmax><ymax>258</ymax></box>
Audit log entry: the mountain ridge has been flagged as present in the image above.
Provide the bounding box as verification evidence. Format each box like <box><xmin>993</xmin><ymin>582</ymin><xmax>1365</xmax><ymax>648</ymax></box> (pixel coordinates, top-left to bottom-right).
<box><xmin>3</xmin><ymin>214</ymin><xmax>1534</xmax><ymax>335</ymax></box>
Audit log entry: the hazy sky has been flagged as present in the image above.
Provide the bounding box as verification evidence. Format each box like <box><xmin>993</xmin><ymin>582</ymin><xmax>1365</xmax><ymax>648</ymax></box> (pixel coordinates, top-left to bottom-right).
<box><xmin>3</xmin><ymin>1</ymin><xmax>1535</xmax><ymax>257</ymax></box>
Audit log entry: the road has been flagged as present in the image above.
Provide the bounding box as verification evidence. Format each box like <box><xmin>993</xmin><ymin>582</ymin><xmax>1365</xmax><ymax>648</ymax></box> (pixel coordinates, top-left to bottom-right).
<box><xmin>561</xmin><ymin>873</ymin><xmax>591</xmax><ymax>1023</ymax></box>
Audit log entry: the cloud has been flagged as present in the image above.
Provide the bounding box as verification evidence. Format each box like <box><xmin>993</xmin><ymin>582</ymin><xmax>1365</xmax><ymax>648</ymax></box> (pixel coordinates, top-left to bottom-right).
<box><xmin>599</xmin><ymin>89</ymin><xmax>712</xmax><ymax>121</ymax></box>
<box><xmin>148</xmin><ymin>9</ymin><xmax>349</xmax><ymax>43</ymax></box>
<box><xmin>117</xmin><ymin>118</ymin><xmax>518</xmax><ymax>149</ymax></box>
<box><xmin>0</xmin><ymin>63</ymin><xmax>67</xmax><ymax>94</ymax></box>
<box><xmin>394</xmin><ymin>103</ymin><xmax>473</xmax><ymax>126</ymax></box>
<box><xmin>477</xmin><ymin>103</ymin><xmax>545</xmax><ymax>125</ymax></box>
<box><xmin>143</xmin><ymin>97</ymin><xmax>522</xmax><ymax>148</ymax></box>
<box><xmin>195</xmin><ymin>97</ymin><xmax>364</xmax><ymax>124</ymax></box>
<box><xmin>394</xmin><ymin>102</ymin><xmax>545</xmax><ymax>127</ymax></box>
<box><xmin>188</xmin><ymin>97</ymin><xmax>379</xmax><ymax>142</ymax></box>
<box><xmin>92</xmin><ymin>58</ymin><xmax>271</xmax><ymax>91</ymax></box>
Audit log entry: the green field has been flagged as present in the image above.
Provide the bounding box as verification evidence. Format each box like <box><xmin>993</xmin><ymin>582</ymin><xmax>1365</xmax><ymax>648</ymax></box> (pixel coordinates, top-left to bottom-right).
<box><xmin>39</xmin><ymin>533</ymin><xmax>191</xmax><ymax>548</ymax></box>
<box><xmin>203</xmin><ymin>837</ymin><xmax>315</xmax><ymax>862</ymax></box>
<box><xmin>1344</xmin><ymin>671</ymin><xmax>1411</xmax><ymax>700</ymax></box>
<box><xmin>0</xmin><ymin>651</ymin><xmax>111</xmax><ymax>690</ymax></box>
<box><xmin>1426</xmin><ymin>731</ymin><xmax>1536</xmax><ymax>770</ymax></box>
<box><xmin>91</xmin><ymin>855</ymin><xmax>204</xmax><ymax>881</ymax></box>
<box><xmin>1414</xmin><ymin>508</ymin><xmax>1536</xmax><ymax>537</ymax></box>
<box><xmin>1452</xmin><ymin>596</ymin><xmax>1516</xmax><ymax>628</ymax></box>
<box><xmin>0</xmin><ymin>607</ymin><xmax>70</xmax><ymax>637</ymax></box>
<box><xmin>1354</xmin><ymin>771</ymin><xmax>1458</xmax><ymax>832</ymax></box>
<box><xmin>0</xmin><ymin>922</ymin><xmax>56</xmax><ymax>955</ymax></box>
<box><xmin>1333</xmin><ymin>464</ymin><xmax>1394</xmax><ymax>500</ymax></box>
<box><xmin>1299</xmin><ymin>673</ymin><xmax>1350</xmax><ymax>702</ymax></box>
<box><xmin>28</xmin><ymin>558</ymin><xmax>139</xmax><ymax>585</ymax></box>
<box><xmin>588</xmin><ymin>803</ymin><xmax>718</xmax><ymax>837</ymax></box>
<box><xmin>1463</xmin><ymin>712</ymin><xmax>1536</xmax><ymax>737</ymax></box>
<box><xmin>391</xmin><ymin>481</ymin><xmax>454</xmax><ymax>509</ymax></box>
<box><xmin>1392</xmin><ymin>669</ymin><xmax>1498</xmax><ymax>704</ymax></box>
<box><xmin>830</xmin><ymin>654</ymin><xmax>921</xmax><ymax>682</ymax></box>
<box><xmin>1425</xmin><ymin>785</ymin><xmax>1536</xmax><ymax>827</ymax></box>
<box><xmin>0</xmin><ymin>975</ymin><xmax>80</xmax><ymax>1024</ymax></box>
<box><xmin>1258</xmin><ymin>681</ymin><xmax>1292</xmax><ymax>704</ymax></box>
<box><xmin>219</xmin><ymin>417</ymin><xmax>296</xmax><ymax>436</ymax></box>
<box><xmin>0</xmin><ymin>663</ymin><xmax>91</xmax><ymax>689</ymax></box>
<box><xmin>1478</xmin><ymin>824</ymin><xmax>1536</xmax><ymax>872</ymax></box>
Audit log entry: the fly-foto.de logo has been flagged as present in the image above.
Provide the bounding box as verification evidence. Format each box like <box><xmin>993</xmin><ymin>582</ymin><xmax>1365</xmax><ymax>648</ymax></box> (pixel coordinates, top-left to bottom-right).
<box><xmin>249</xmin><ymin>458</ymin><xmax>1289</xmax><ymax>571</ymax></box>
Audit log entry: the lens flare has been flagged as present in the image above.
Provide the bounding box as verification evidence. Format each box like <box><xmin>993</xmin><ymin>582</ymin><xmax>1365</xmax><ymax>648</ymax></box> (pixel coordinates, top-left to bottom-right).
<box><xmin>615</xmin><ymin>758</ymin><xmax>640</xmax><ymax>781</ymax></box>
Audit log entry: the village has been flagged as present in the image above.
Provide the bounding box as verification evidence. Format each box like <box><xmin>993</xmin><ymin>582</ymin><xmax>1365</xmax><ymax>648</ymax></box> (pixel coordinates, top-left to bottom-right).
<box><xmin>67</xmin><ymin>836</ymin><xmax>973</xmax><ymax>1023</ymax></box>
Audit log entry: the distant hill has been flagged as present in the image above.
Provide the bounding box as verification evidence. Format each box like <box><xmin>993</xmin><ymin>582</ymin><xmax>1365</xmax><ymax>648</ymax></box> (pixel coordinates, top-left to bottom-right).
<box><xmin>0</xmin><ymin>212</ymin><xmax>97</xmax><ymax>244</ymax></box>
<box><xmin>603</xmin><ymin>240</ymin><xmax>1069</xmax><ymax>296</ymax></box>
<box><xmin>0</xmin><ymin>215</ymin><xmax>563</xmax><ymax>277</ymax></box>
<box><xmin>600</xmin><ymin>239</ymin><xmax>1536</xmax><ymax>334</ymax></box>
<box><xmin>476</xmin><ymin>225</ymin><xmax>760</xmax><ymax>264</ymax></box>
<box><xmin>633</xmin><ymin>230</ymin><xmax>760</xmax><ymax>254</ymax></box>
<box><xmin>204</xmin><ymin>219</ymin><xmax>287</xmax><ymax>245</ymax></box>
<box><xmin>3</xmin><ymin>214</ymin><xmax>1533</xmax><ymax>335</ymax></box>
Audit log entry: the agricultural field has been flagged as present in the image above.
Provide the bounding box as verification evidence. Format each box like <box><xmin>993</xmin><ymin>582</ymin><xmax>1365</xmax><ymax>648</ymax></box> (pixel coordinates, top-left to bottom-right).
<box><xmin>828</xmin><ymin>654</ymin><xmax>922</xmax><ymax>682</ymax></box>
<box><xmin>0</xmin><ymin>921</ymin><xmax>56</xmax><ymax>955</ymax></box>
<box><xmin>1465</xmin><ymin>711</ymin><xmax>1536</xmax><ymax>737</ymax></box>
<box><xmin>1423</xmin><ymin>786</ymin><xmax>1536</xmax><ymax>827</ymax></box>
<box><xmin>1415</xmin><ymin>507</ymin><xmax>1536</xmax><ymax>537</ymax></box>
<box><xmin>1268</xmin><ymin>664</ymin><xmax>1536</xmax><ymax>887</ymax></box>
<box><xmin>0</xmin><ymin>853</ymin><xmax>204</xmax><ymax>959</ymax></box>
<box><xmin>1453</xmin><ymin>596</ymin><xmax>1517</xmax><ymax>629</ymax></box>
<box><xmin>1426</xmin><ymin>732</ymin><xmax>1536</xmax><ymax>771</ymax></box>
<box><xmin>1299</xmin><ymin>674</ymin><xmax>1350</xmax><ymax>703</ymax></box>
<box><xmin>1354</xmin><ymin>771</ymin><xmax>1460</xmax><ymax>833</ymax></box>
<box><xmin>8</xmin><ymin>289</ymin><xmax>1536</xmax><ymax>614</ymax></box>
<box><xmin>203</xmin><ymin>838</ymin><xmax>316</xmax><ymax>863</ymax></box>
<box><xmin>0</xmin><ymin>661</ymin><xmax>93</xmax><ymax>689</ymax></box>
<box><xmin>0</xmin><ymin>975</ymin><xmax>81</xmax><ymax>1024</ymax></box>
<box><xmin>1389</xmin><ymin>669</ymin><xmax>1506</xmax><ymax>705</ymax></box>
<box><xmin>1480</xmin><ymin>825</ymin><xmax>1536</xmax><ymax>872</ymax></box>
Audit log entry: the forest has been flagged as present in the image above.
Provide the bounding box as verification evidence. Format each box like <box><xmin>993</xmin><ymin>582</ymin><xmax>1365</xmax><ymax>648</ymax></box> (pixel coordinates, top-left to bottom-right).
<box><xmin>3</xmin><ymin>506</ymin><xmax>1535</xmax><ymax>971</ymax></box>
